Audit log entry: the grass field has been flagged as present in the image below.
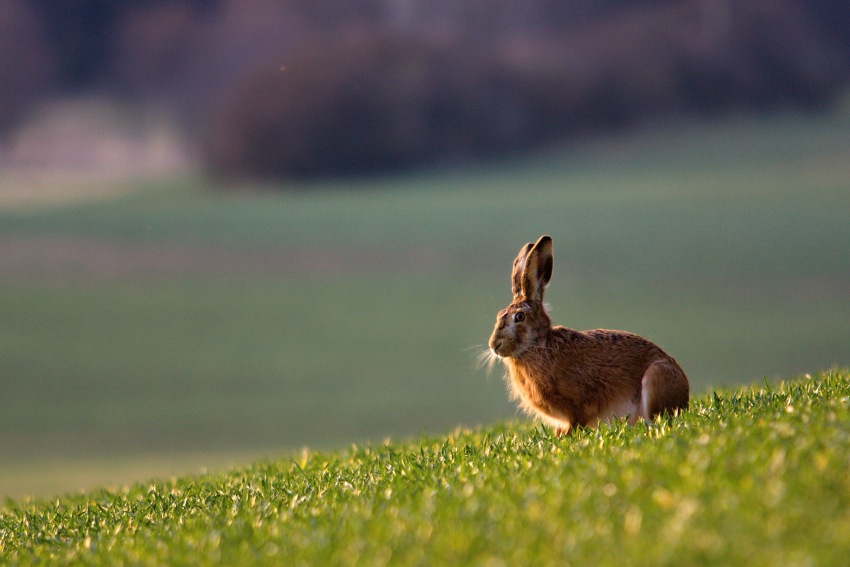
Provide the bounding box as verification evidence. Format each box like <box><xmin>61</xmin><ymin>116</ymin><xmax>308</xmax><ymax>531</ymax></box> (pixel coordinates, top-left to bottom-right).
<box><xmin>1</xmin><ymin>370</ymin><xmax>848</xmax><ymax>565</ymax></box>
<box><xmin>1</xmin><ymin>110</ymin><xmax>849</xmax><ymax>499</ymax></box>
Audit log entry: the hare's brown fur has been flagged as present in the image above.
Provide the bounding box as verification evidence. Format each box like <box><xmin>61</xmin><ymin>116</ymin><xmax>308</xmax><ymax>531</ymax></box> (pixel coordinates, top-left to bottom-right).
<box><xmin>489</xmin><ymin>235</ymin><xmax>689</xmax><ymax>435</ymax></box>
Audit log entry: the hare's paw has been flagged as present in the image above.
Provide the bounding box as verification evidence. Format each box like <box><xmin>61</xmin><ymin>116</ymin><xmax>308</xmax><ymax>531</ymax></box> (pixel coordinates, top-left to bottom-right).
<box><xmin>552</xmin><ymin>424</ymin><xmax>572</xmax><ymax>438</ymax></box>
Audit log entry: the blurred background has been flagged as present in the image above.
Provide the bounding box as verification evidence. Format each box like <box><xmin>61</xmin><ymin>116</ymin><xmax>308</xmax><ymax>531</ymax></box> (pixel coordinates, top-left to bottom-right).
<box><xmin>1</xmin><ymin>0</ymin><xmax>849</xmax><ymax>499</ymax></box>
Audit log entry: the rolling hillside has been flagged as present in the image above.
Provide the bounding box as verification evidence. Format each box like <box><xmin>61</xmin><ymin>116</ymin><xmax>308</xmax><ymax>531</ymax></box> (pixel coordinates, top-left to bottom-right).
<box><xmin>1</xmin><ymin>370</ymin><xmax>848</xmax><ymax>565</ymax></box>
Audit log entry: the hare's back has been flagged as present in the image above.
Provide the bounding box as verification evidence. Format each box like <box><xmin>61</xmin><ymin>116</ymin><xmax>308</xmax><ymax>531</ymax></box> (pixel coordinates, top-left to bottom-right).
<box><xmin>551</xmin><ymin>327</ymin><xmax>673</xmax><ymax>380</ymax></box>
<box><xmin>583</xmin><ymin>328</ymin><xmax>664</xmax><ymax>348</ymax></box>
<box><xmin>583</xmin><ymin>328</ymin><xmax>673</xmax><ymax>361</ymax></box>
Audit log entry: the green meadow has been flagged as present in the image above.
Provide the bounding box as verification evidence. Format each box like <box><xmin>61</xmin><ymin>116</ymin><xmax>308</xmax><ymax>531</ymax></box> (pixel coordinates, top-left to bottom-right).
<box><xmin>2</xmin><ymin>370</ymin><xmax>849</xmax><ymax>565</ymax></box>
<box><xmin>1</xmin><ymin>111</ymin><xmax>849</xmax><ymax>499</ymax></box>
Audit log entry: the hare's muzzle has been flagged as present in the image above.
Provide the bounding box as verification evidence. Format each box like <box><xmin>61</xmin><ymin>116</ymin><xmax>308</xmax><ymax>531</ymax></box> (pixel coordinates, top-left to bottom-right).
<box><xmin>489</xmin><ymin>336</ymin><xmax>503</xmax><ymax>355</ymax></box>
<box><xmin>489</xmin><ymin>323</ymin><xmax>509</xmax><ymax>356</ymax></box>
<box><xmin>489</xmin><ymin>309</ymin><xmax>518</xmax><ymax>357</ymax></box>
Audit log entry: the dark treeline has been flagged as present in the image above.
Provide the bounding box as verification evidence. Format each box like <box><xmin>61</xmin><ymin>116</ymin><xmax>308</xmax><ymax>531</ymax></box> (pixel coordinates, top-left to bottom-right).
<box><xmin>3</xmin><ymin>0</ymin><xmax>850</xmax><ymax>180</ymax></box>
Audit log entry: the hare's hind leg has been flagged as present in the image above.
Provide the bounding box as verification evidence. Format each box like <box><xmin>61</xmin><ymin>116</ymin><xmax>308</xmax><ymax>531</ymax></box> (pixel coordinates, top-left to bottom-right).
<box><xmin>639</xmin><ymin>360</ymin><xmax>689</xmax><ymax>421</ymax></box>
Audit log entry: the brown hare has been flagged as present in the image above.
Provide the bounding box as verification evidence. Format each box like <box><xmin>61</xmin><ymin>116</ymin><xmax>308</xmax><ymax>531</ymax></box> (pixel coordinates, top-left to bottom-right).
<box><xmin>488</xmin><ymin>235</ymin><xmax>689</xmax><ymax>435</ymax></box>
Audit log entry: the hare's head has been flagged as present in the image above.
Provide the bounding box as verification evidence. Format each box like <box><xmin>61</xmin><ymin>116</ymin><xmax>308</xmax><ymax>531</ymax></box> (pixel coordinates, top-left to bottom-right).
<box><xmin>489</xmin><ymin>235</ymin><xmax>554</xmax><ymax>358</ymax></box>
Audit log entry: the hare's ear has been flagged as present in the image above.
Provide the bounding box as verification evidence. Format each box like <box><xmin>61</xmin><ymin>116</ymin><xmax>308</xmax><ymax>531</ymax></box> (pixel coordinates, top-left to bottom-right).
<box><xmin>520</xmin><ymin>235</ymin><xmax>553</xmax><ymax>302</ymax></box>
<box><xmin>511</xmin><ymin>242</ymin><xmax>534</xmax><ymax>300</ymax></box>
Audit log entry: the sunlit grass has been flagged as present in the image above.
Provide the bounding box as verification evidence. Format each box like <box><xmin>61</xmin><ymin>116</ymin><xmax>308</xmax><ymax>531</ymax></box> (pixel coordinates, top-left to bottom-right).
<box><xmin>2</xmin><ymin>370</ymin><xmax>848</xmax><ymax>565</ymax></box>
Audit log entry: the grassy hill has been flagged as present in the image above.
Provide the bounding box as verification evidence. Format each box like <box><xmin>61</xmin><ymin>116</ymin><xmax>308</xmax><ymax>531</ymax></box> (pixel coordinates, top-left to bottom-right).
<box><xmin>1</xmin><ymin>369</ymin><xmax>848</xmax><ymax>565</ymax></box>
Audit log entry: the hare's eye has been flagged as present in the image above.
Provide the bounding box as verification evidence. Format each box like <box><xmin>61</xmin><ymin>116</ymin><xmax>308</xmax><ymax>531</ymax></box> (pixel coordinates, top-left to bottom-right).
<box><xmin>513</xmin><ymin>312</ymin><xmax>525</xmax><ymax>323</ymax></box>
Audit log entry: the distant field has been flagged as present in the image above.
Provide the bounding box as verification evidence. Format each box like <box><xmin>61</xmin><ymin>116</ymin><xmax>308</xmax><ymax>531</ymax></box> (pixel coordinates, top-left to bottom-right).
<box><xmin>1</xmin><ymin>111</ymin><xmax>848</xmax><ymax>498</ymax></box>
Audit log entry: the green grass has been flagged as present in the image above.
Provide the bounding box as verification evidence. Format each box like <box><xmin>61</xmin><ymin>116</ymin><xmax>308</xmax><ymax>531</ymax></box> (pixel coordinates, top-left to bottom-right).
<box><xmin>2</xmin><ymin>370</ymin><xmax>848</xmax><ymax>565</ymax></box>
<box><xmin>1</xmin><ymin>110</ymin><xmax>849</xmax><ymax>498</ymax></box>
